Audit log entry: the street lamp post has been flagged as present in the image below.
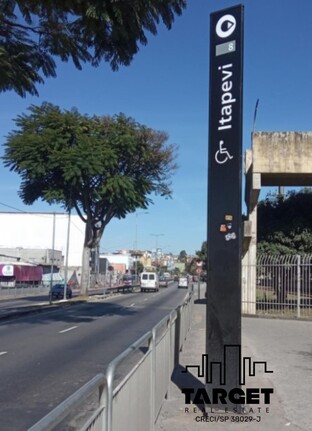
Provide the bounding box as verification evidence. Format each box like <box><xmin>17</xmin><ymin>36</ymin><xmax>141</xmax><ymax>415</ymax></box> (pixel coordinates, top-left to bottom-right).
<box><xmin>150</xmin><ymin>233</ymin><xmax>164</xmax><ymax>272</ymax></box>
<box><xmin>150</xmin><ymin>233</ymin><xmax>164</xmax><ymax>250</ymax></box>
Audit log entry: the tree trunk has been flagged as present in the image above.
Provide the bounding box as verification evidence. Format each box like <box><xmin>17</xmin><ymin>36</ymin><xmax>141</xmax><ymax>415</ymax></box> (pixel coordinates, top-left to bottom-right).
<box><xmin>80</xmin><ymin>218</ymin><xmax>93</xmax><ymax>295</ymax></box>
<box><xmin>80</xmin><ymin>246</ymin><xmax>91</xmax><ymax>295</ymax></box>
<box><xmin>80</xmin><ymin>218</ymin><xmax>105</xmax><ymax>295</ymax></box>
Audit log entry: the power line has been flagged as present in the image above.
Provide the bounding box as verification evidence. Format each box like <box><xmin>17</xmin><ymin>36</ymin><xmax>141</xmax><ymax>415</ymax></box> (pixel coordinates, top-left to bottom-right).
<box><xmin>0</xmin><ymin>201</ymin><xmax>24</xmax><ymax>212</ymax></box>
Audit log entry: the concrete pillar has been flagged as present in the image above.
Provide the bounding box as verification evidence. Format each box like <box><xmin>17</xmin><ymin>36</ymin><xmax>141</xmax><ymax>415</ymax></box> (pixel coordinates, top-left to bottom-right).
<box><xmin>242</xmin><ymin>207</ymin><xmax>257</xmax><ymax>314</ymax></box>
<box><xmin>243</xmin><ymin>149</ymin><xmax>260</xmax><ymax>315</ymax></box>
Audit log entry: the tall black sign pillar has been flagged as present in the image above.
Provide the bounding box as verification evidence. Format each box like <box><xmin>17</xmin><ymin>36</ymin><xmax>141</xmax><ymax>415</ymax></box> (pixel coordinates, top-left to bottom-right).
<box><xmin>207</xmin><ymin>5</ymin><xmax>244</xmax><ymax>404</ymax></box>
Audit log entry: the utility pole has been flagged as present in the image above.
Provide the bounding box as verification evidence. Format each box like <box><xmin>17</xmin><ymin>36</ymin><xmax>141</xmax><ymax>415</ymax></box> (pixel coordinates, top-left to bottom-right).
<box><xmin>134</xmin><ymin>212</ymin><xmax>148</xmax><ymax>278</ymax></box>
<box><xmin>49</xmin><ymin>213</ymin><xmax>56</xmax><ymax>303</ymax></box>
<box><xmin>63</xmin><ymin>208</ymin><xmax>71</xmax><ymax>300</ymax></box>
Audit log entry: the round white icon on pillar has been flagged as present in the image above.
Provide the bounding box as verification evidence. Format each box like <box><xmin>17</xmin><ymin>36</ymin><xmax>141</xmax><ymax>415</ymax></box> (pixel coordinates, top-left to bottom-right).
<box><xmin>216</xmin><ymin>14</ymin><xmax>236</xmax><ymax>38</ymax></box>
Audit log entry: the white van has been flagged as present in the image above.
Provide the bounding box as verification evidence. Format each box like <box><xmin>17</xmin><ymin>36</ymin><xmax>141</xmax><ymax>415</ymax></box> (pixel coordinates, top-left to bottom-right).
<box><xmin>140</xmin><ymin>272</ymin><xmax>159</xmax><ymax>292</ymax></box>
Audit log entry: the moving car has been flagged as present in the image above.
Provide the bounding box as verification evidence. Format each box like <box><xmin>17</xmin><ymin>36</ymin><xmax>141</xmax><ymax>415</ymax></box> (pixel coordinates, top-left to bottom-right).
<box><xmin>121</xmin><ymin>274</ymin><xmax>136</xmax><ymax>291</ymax></box>
<box><xmin>159</xmin><ymin>276</ymin><xmax>168</xmax><ymax>287</ymax></box>
<box><xmin>178</xmin><ymin>277</ymin><xmax>188</xmax><ymax>289</ymax></box>
<box><xmin>122</xmin><ymin>274</ymin><xmax>135</xmax><ymax>286</ymax></box>
<box><xmin>140</xmin><ymin>272</ymin><xmax>159</xmax><ymax>292</ymax></box>
<box><xmin>50</xmin><ymin>284</ymin><xmax>72</xmax><ymax>299</ymax></box>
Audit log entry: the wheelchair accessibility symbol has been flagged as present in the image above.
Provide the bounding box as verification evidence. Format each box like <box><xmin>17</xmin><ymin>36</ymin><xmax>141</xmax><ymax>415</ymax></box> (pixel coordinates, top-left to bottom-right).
<box><xmin>215</xmin><ymin>140</ymin><xmax>233</xmax><ymax>164</ymax></box>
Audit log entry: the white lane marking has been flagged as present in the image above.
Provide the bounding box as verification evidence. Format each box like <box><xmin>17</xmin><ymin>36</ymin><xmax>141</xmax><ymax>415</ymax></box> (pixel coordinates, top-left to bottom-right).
<box><xmin>59</xmin><ymin>326</ymin><xmax>78</xmax><ymax>334</ymax></box>
<box><xmin>0</xmin><ymin>351</ymin><xmax>8</xmax><ymax>356</ymax></box>
<box><xmin>130</xmin><ymin>303</ymin><xmax>135</xmax><ymax>307</ymax></box>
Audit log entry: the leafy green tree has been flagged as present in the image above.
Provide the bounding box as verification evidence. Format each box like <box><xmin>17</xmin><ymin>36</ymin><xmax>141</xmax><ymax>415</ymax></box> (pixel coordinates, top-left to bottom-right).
<box><xmin>257</xmin><ymin>189</ymin><xmax>312</xmax><ymax>255</ymax></box>
<box><xmin>3</xmin><ymin>102</ymin><xmax>177</xmax><ymax>293</ymax></box>
<box><xmin>0</xmin><ymin>0</ymin><xmax>186</xmax><ymax>97</ymax></box>
<box><xmin>135</xmin><ymin>261</ymin><xmax>144</xmax><ymax>275</ymax></box>
<box><xmin>178</xmin><ymin>250</ymin><xmax>187</xmax><ymax>263</ymax></box>
<box><xmin>257</xmin><ymin>189</ymin><xmax>312</xmax><ymax>304</ymax></box>
<box><xmin>185</xmin><ymin>257</ymin><xmax>197</xmax><ymax>275</ymax></box>
<box><xmin>195</xmin><ymin>241</ymin><xmax>207</xmax><ymax>271</ymax></box>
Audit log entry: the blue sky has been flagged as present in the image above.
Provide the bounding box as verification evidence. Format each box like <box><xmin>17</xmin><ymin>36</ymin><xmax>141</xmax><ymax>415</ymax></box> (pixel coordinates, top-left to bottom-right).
<box><xmin>0</xmin><ymin>0</ymin><xmax>311</xmax><ymax>255</ymax></box>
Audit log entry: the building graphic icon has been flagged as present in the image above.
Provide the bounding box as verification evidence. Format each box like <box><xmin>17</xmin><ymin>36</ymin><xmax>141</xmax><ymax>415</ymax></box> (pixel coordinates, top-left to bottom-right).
<box><xmin>182</xmin><ymin>345</ymin><xmax>273</xmax><ymax>386</ymax></box>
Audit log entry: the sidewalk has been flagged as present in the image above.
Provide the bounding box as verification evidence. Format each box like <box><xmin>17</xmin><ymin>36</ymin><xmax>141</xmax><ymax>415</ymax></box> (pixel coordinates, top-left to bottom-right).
<box><xmin>155</xmin><ymin>293</ymin><xmax>305</xmax><ymax>431</ymax></box>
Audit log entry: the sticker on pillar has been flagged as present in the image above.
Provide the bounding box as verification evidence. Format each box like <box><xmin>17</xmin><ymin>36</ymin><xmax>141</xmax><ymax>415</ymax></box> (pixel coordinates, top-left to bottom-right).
<box><xmin>227</xmin><ymin>223</ymin><xmax>232</xmax><ymax>230</ymax></box>
<box><xmin>225</xmin><ymin>232</ymin><xmax>236</xmax><ymax>241</ymax></box>
<box><xmin>220</xmin><ymin>224</ymin><xmax>227</xmax><ymax>232</ymax></box>
<box><xmin>225</xmin><ymin>215</ymin><xmax>233</xmax><ymax>221</ymax></box>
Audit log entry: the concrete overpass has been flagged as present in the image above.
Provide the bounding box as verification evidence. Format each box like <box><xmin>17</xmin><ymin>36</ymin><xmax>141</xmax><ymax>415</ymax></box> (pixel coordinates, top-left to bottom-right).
<box><xmin>243</xmin><ymin>131</ymin><xmax>312</xmax><ymax>313</ymax></box>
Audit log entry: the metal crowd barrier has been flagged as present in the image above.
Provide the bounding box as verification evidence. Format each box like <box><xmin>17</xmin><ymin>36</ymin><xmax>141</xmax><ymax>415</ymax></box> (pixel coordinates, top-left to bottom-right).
<box><xmin>29</xmin><ymin>291</ymin><xmax>194</xmax><ymax>431</ymax></box>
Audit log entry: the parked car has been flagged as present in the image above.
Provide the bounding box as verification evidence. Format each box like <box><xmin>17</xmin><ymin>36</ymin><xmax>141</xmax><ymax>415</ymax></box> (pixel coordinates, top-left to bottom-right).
<box><xmin>178</xmin><ymin>277</ymin><xmax>188</xmax><ymax>289</ymax></box>
<box><xmin>50</xmin><ymin>284</ymin><xmax>72</xmax><ymax>299</ymax></box>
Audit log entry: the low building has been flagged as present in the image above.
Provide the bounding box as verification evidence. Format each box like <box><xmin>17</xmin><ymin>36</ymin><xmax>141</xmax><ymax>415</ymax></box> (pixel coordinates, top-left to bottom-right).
<box><xmin>100</xmin><ymin>251</ymin><xmax>134</xmax><ymax>273</ymax></box>
<box><xmin>0</xmin><ymin>247</ymin><xmax>63</xmax><ymax>271</ymax></box>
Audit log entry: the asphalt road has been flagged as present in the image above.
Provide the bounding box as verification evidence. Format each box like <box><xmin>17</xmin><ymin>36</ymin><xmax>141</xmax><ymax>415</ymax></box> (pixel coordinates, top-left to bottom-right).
<box><xmin>0</xmin><ymin>283</ymin><xmax>189</xmax><ymax>430</ymax></box>
<box><xmin>0</xmin><ymin>295</ymin><xmax>50</xmax><ymax>316</ymax></box>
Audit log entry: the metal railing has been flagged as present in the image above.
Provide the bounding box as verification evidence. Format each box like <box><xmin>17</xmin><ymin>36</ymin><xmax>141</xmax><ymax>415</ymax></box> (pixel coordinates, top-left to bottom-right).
<box><xmin>243</xmin><ymin>254</ymin><xmax>312</xmax><ymax>318</ymax></box>
<box><xmin>0</xmin><ymin>282</ymin><xmax>50</xmax><ymax>298</ymax></box>
<box><xmin>28</xmin><ymin>374</ymin><xmax>107</xmax><ymax>431</ymax></box>
<box><xmin>29</xmin><ymin>291</ymin><xmax>193</xmax><ymax>431</ymax></box>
